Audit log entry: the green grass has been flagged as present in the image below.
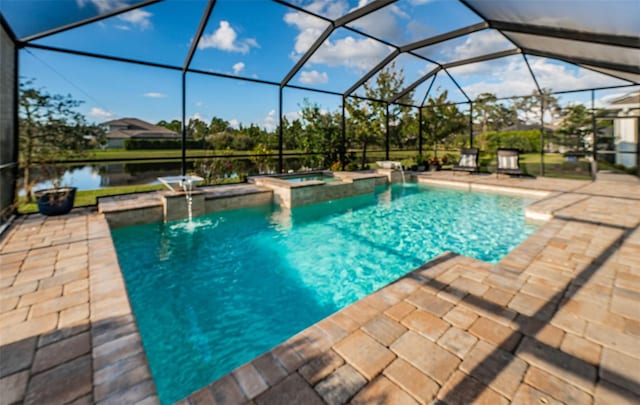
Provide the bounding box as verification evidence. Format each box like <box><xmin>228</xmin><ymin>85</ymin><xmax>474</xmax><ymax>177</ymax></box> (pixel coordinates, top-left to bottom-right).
<box><xmin>18</xmin><ymin>184</ymin><xmax>166</xmax><ymax>214</ymax></box>
<box><xmin>76</xmin><ymin>149</ymin><xmax>305</xmax><ymax>161</ymax></box>
<box><xmin>17</xmin><ymin>178</ymin><xmax>245</xmax><ymax>214</ymax></box>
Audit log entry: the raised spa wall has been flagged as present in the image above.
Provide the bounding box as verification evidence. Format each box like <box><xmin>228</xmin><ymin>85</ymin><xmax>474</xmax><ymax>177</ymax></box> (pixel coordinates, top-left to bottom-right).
<box><xmin>249</xmin><ymin>170</ymin><xmax>391</xmax><ymax>208</ymax></box>
<box><xmin>99</xmin><ymin>169</ymin><xmax>402</xmax><ymax>227</ymax></box>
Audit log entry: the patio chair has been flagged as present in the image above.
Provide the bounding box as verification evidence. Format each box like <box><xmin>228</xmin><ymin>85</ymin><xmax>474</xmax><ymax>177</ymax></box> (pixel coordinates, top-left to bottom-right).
<box><xmin>496</xmin><ymin>148</ymin><xmax>523</xmax><ymax>178</ymax></box>
<box><xmin>452</xmin><ymin>148</ymin><xmax>479</xmax><ymax>174</ymax></box>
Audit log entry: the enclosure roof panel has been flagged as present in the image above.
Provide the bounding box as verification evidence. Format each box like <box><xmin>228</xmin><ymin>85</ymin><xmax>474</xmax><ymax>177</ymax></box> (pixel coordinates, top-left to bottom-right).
<box><xmin>1</xmin><ymin>0</ymin><xmax>637</xmax><ymax>103</ymax></box>
<box><xmin>31</xmin><ymin>0</ymin><xmax>206</xmax><ymax>68</ymax></box>
<box><xmin>0</xmin><ymin>0</ymin><xmax>155</xmax><ymax>41</ymax></box>
<box><xmin>464</xmin><ymin>0</ymin><xmax>640</xmax><ymax>37</ymax></box>
<box><xmin>346</xmin><ymin>0</ymin><xmax>482</xmax><ymax>46</ymax></box>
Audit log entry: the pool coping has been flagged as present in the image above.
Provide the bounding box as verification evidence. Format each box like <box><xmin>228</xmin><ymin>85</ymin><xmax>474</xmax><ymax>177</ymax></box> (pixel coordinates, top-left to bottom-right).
<box><xmin>2</xmin><ymin>173</ymin><xmax>639</xmax><ymax>404</ymax></box>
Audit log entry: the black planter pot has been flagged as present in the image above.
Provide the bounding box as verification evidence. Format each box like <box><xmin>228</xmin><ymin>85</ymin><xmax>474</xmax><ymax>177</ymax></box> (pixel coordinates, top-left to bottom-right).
<box><xmin>35</xmin><ymin>187</ymin><xmax>77</xmax><ymax>216</ymax></box>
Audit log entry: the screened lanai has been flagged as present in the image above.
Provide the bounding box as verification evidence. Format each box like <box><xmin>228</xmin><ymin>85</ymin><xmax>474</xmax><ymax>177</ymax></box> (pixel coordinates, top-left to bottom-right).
<box><xmin>1</xmin><ymin>0</ymin><xmax>639</xmax><ymax>222</ymax></box>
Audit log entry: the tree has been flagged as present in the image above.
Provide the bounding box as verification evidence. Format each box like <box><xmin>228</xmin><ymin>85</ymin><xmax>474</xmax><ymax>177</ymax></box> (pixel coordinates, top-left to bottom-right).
<box><xmin>299</xmin><ymin>99</ymin><xmax>342</xmax><ymax>168</ymax></box>
<box><xmin>283</xmin><ymin>116</ymin><xmax>304</xmax><ymax>151</ymax></box>
<box><xmin>512</xmin><ymin>89</ymin><xmax>560</xmax><ymax>125</ymax></box>
<box><xmin>19</xmin><ymin>80</ymin><xmax>103</xmax><ymax>202</ymax></box>
<box><xmin>156</xmin><ymin>119</ymin><xmax>181</xmax><ymax>133</ymax></box>
<box><xmin>187</xmin><ymin>117</ymin><xmax>209</xmax><ymax>141</ymax></box>
<box><xmin>474</xmin><ymin>93</ymin><xmax>498</xmax><ymax>134</ymax></box>
<box><xmin>209</xmin><ymin>116</ymin><xmax>229</xmax><ymax>133</ymax></box>
<box><xmin>557</xmin><ymin>104</ymin><xmax>601</xmax><ymax>152</ymax></box>
<box><xmin>473</xmin><ymin>93</ymin><xmax>518</xmax><ymax>133</ymax></box>
<box><xmin>346</xmin><ymin>62</ymin><xmax>413</xmax><ymax>168</ymax></box>
<box><xmin>422</xmin><ymin>91</ymin><xmax>467</xmax><ymax>157</ymax></box>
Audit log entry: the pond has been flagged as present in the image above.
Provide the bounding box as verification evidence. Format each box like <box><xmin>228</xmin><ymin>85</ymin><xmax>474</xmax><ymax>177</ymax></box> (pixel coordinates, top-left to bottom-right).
<box><xmin>20</xmin><ymin>157</ymin><xmax>309</xmax><ymax>194</ymax></box>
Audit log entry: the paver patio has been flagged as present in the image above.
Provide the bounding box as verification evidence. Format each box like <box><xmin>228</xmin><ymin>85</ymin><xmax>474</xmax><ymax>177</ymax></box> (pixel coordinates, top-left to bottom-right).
<box><xmin>1</xmin><ymin>172</ymin><xmax>639</xmax><ymax>404</ymax></box>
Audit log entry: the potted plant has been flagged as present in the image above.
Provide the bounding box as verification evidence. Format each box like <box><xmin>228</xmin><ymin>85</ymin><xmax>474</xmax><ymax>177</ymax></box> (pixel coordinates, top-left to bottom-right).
<box><xmin>34</xmin><ymin>185</ymin><xmax>77</xmax><ymax>216</ymax></box>
<box><xmin>19</xmin><ymin>79</ymin><xmax>104</xmax><ymax>215</ymax></box>
<box><xmin>428</xmin><ymin>157</ymin><xmax>442</xmax><ymax>171</ymax></box>
<box><xmin>415</xmin><ymin>155</ymin><xmax>428</xmax><ymax>171</ymax></box>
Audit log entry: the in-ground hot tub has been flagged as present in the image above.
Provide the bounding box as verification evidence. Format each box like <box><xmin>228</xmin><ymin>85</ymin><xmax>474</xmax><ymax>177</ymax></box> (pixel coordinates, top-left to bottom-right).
<box><xmin>249</xmin><ymin>170</ymin><xmax>385</xmax><ymax>207</ymax></box>
<box><xmin>281</xmin><ymin>173</ymin><xmax>342</xmax><ymax>183</ymax></box>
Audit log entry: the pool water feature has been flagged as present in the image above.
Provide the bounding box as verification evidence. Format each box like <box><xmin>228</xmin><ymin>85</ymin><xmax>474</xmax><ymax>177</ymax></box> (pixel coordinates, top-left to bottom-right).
<box><xmin>111</xmin><ymin>184</ymin><xmax>538</xmax><ymax>404</ymax></box>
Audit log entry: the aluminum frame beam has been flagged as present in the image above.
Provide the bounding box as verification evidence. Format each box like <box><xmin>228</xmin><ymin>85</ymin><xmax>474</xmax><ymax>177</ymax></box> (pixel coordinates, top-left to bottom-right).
<box><xmin>400</xmin><ymin>22</ymin><xmax>489</xmax><ymax>52</ymax></box>
<box><xmin>388</xmin><ymin>67</ymin><xmax>440</xmax><ymax>103</ymax></box>
<box><xmin>490</xmin><ymin>20</ymin><xmax>640</xmax><ymax>49</ymax></box>
<box><xmin>280</xmin><ymin>0</ymin><xmax>397</xmax><ymax>87</ymax></box>
<box><xmin>20</xmin><ymin>0</ymin><xmax>162</xmax><ymax>43</ymax></box>
<box><xmin>183</xmin><ymin>0</ymin><xmax>216</xmax><ymax>71</ymax></box>
<box><xmin>522</xmin><ymin>48</ymin><xmax>640</xmax><ymax>75</ymax></box>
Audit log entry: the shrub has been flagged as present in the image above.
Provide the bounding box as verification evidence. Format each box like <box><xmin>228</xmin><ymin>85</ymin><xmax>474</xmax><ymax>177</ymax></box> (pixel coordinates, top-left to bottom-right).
<box><xmin>124</xmin><ymin>138</ymin><xmax>206</xmax><ymax>150</ymax></box>
<box><xmin>475</xmin><ymin>130</ymin><xmax>541</xmax><ymax>153</ymax></box>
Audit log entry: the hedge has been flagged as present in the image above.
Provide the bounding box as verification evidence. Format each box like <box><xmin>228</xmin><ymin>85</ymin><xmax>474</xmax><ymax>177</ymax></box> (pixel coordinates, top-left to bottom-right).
<box><xmin>475</xmin><ymin>130</ymin><xmax>542</xmax><ymax>153</ymax></box>
<box><xmin>124</xmin><ymin>138</ymin><xmax>206</xmax><ymax>150</ymax></box>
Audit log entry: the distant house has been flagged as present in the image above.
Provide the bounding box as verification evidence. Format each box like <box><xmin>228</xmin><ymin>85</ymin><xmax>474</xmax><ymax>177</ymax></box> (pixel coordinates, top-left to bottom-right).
<box><xmin>606</xmin><ymin>91</ymin><xmax>639</xmax><ymax>168</ymax></box>
<box><xmin>102</xmin><ymin>118</ymin><xmax>179</xmax><ymax>149</ymax></box>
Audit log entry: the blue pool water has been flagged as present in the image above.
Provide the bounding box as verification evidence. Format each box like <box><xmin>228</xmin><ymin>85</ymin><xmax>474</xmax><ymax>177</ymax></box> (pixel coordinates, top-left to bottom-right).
<box><xmin>283</xmin><ymin>174</ymin><xmax>340</xmax><ymax>183</ymax></box>
<box><xmin>111</xmin><ymin>184</ymin><xmax>537</xmax><ymax>404</ymax></box>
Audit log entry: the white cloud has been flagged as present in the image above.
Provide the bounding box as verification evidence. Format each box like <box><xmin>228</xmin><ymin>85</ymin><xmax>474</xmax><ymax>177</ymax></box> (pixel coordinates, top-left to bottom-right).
<box><xmin>232</xmin><ymin>62</ymin><xmax>245</xmax><ymax>75</ymax></box>
<box><xmin>77</xmin><ymin>0</ymin><xmax>152</xmax><ymax>30</ymax></box>
<box><xmin>448</xmin><ymin>56</ymin><xmax>630</xmax><ymax>101</ymax></box>
<box><xmin>117</xmin><ymin>8</ymin><xmax>151</xmax><ymax>30</ymax></box>
<box><xmin>407</xmin><ymin>20</ymin><xmax>435</xmax><ymax>42</ymax></box>
<box><xmin>198</xmin><ymin>21</ymin><xmax>259</xmax><ymax>54</ymax></box>
<box><xmin>309</xmin><ymin>36</ymin><xmax>392</xmax><ymax>71</ymax></box>
<box><xmin>195</xmin><ymin>101</ymin><xmax>204</xmax><ymax>107</ymax></box>
<box><xmin>89</xmin><ymin>107</ymin><xmax>114</xmax><ymax>119</ymax></box>
<box><xmin>299</xmin><ymin>70</ymin><xmax>329</xmax><ymax>85</ymax></box>
<box><xmin>348</xmin><ymin>4</ymin><xmax>407</xmax><ymax>43</ymax></box>
<box><xmin>262</xmin><ymin>110</ymin><xmax>277</xmax><ymax>132</ymax></box>
<box><xmin>450</xmin><ymin>30</ymin><xmax>513</xmax><ymax>61</ymax></box>
<box><xmin>529</xmin><ymin>58</ymin><xmax>629</xmax><ymax>93</ymax></box>
<box><xmin>284</xmin><ymin>8</ymin><xmax>330</xmax><ymax>55</ymax></box>
<box><xmin>285</xmin><ymin>111</ymin><xmax>301</xmax><ymax>122</ymax></box>
<box><xmin>284</xmin><ymin>3</ymin><xmax>392</xmax><ymax>72</ymax></box>
<box><xmin>228</xmin><ymin>119</ymin><xmax>240</xmax><ymax>129</ymax></box>
<box><xmin>190</xmin><ymin>112</ymin><xmax>208</xmax><ymax>122</ymax></box>
<box><xmin>300</xmin><ymin>0</ymin><xmax>349</xmax><ymax>19</ymax></box>
<box><xmin>143</xmin><ymin>92</ymin><xmax>167</xmax><ymax>98</ymax></box>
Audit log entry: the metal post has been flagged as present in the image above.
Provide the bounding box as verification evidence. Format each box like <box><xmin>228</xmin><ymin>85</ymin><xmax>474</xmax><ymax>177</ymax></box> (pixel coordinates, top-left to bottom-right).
<box><xmin>418</xmin><ymin>107</ymin><xmax>423</xmax><ymax>156</ymax></box>
<box><xmin>278</xmin><ymin>87</ymin><xmax>284</xmax><ymax>173</ymax></box>
<box><xmin>591</xmin><ymin>90</ymin><xmax>597</xmax><ymax>179</ymax></box>
<box><xmin>540</xmin><ymin>95</ymin><xmax>545</xmax><ymax>176</ymax></box>
<box><xmin>385</xmin><ymin>103</ymin><xmax>390</xmax><ymax>160</ymax></box>
<box><xmin>10</xmin><ymin>40</ymin><xmax>19</xmax><ymax>214</ymax></box>
<box><xmin>636</xmin><ymin>118</ymin><xmax>640</xmax><ymax>176</ymax></box>
<box><xmin>341</xmin><ymin>96</ymin><xmax>346</xmax><ymax>169</ymax></box>
<box><xmin>181</xmin><ymin>72</ymin><xmax>187</xmax><ymax>176</ymax></box>
<box><xmin>469</xmin><ymin>101</ymin><xmax>473</xmax><ymax>148</ymax></box>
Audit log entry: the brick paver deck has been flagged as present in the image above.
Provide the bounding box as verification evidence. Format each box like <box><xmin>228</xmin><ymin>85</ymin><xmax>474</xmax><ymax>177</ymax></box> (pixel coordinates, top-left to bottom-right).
<box><xmin>1</xmin><ymin>173</ymin><xmax>639</xmax><ymax>405</ymax></box>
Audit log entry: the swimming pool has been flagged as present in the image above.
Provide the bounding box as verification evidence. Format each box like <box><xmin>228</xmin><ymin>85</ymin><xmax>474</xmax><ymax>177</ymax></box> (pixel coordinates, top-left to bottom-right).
<box><xmin>111</xmin><ymin>184</ymin><xmax>538</xmax><ymax>403</ymax></box>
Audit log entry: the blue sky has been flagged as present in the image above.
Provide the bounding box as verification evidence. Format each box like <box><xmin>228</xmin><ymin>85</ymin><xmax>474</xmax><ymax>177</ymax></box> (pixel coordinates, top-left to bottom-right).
<box><xmin>8</xmin><ymin>0</ymin><xmax>635</xmax><ymax>129</ymax></box>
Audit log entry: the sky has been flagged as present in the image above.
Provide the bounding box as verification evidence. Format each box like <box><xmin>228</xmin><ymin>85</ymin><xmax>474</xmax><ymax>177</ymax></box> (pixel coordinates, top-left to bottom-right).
<box><xmin>6</xmin><ymin>0</ymin><xmax>637</xmax><ymax>130</ymax></box>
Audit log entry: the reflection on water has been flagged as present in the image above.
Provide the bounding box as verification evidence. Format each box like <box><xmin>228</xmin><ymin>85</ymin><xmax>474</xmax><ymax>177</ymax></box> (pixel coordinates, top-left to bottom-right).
<box><xmin>20</xmin><ymin>158</ymin><xmax>295</xmax><ymax>194</ymax></box>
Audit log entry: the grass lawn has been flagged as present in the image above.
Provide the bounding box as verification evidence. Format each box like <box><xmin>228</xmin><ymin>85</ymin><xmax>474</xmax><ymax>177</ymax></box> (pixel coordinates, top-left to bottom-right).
<box><xmin>78</xmin><ymin>149</ymin><xmax>302</xmax><ymax>161</ymax></box>
<box><xmin>18</xmin><ymin>184</ymin><xmax>166</xmax><ymax>214</ymax></box>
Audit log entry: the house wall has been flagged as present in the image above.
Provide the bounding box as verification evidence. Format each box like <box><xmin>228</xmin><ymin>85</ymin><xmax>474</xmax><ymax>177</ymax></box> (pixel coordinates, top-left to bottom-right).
<box><xmin>614</xmin><ymin>110</ymin><xmax>639</xmax><ymax>168</ymax></box>
<box><xmin>0</xmin><ymin>23</ymin><xmax>17</xmax><ymax>224</ymax></box>
<box><xmin>107</xmin><ymin>138</ymin><xmax>125</xmax><ymax>149</ymax></box>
